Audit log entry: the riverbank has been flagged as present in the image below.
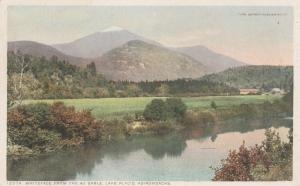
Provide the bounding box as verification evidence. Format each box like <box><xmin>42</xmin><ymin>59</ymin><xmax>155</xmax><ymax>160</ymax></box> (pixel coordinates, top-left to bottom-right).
<box><xmin>7</xmin><ymin>94</ymin><xmax>291</xmax><ymax>159</ymax></box>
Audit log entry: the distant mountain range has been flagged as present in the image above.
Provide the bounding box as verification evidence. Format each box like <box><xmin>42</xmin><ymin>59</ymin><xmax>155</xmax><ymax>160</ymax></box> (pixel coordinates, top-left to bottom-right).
<box><xmin>7</xmin><ymin>26</ymin><xmax>248</xmax><ymax>81</ymax></box>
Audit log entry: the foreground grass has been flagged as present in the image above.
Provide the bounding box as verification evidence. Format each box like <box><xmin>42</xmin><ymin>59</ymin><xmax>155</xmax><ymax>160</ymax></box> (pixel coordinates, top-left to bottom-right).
<box><xmin>24</xmin><ymin>95</ymin><xmax>280</xmax><ymax>120</ymax></box>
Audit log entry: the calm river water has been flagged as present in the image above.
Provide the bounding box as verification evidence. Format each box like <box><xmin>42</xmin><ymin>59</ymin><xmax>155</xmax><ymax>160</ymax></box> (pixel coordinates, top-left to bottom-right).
<box><xmin>7</xmin><ymin>117</ymin><xmax>292</xmax><ymax>181</ymax></box>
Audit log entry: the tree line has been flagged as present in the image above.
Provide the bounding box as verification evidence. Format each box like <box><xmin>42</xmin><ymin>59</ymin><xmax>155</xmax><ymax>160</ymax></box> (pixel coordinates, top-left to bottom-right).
<box><xmin>7</xmin><ymin>51</ymin><xmax>239</xmax><ymax>104</ymax></box>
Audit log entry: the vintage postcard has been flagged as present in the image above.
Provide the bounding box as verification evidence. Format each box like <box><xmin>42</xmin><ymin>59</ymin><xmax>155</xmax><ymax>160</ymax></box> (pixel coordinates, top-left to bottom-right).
<box><xmin>0</xmin><ymin>0</ymin><xmax>299</xmax><ymax>186</ymax></box>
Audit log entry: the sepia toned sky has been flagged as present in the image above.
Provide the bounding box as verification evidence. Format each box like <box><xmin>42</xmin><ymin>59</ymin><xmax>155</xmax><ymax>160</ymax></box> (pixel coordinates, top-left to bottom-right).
<box><xmin>8</xmin><ymin>6</ymin><xmax>293</xmax><ymax>65</ymax></box>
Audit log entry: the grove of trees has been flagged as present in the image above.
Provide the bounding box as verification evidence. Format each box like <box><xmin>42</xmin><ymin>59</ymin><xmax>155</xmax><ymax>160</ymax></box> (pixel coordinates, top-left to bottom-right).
<box><xmin>143</xmin><ymin>98</ymin><xmax>187</xmax><ymax>121</ymax></box>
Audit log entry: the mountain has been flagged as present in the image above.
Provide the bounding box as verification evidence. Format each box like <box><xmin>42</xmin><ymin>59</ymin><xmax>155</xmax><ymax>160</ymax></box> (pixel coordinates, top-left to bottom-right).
<box><xmin>53</xmin><ymin>26</ymin><xmax>161</xmax><ymax>58</ymax></box>
<box><xmin>8</xmin><ymin>28</ymin><xmax>251</xmax><ymax>82</ymax></box>
<box><xmin>199</xmin><ymin>65</ymin><xmax>293</xmax><ymax>90</ymax></box>
<box><xmin>95</xmin><ymin>40</ymin><xmax>208</xmax><ymax>81</ymax></box>
<box><xmin>173</xmin><ymin>45</ymin><xmax>246</xmax><ymax>73</ymax></box>
<box><xmin>8</xmin><ymin>41</ymin><xmax>89</xmax><ymax>67</ymax></box>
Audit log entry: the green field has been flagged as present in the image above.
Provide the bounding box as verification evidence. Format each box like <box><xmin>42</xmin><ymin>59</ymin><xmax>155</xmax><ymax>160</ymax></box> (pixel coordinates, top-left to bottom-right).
<box><xmin>24</xmin><ymin>95</ymin><xmax>280</xmax><ymax>120</ymax></box>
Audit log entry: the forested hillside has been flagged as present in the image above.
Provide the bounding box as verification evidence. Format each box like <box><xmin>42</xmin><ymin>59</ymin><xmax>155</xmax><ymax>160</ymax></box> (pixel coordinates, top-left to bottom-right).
<box><xmin>7</xmin><ymin>51</ymin><xmax>238</xmax><ymax>101</ymax></box>
<box><xmin>8</xmin><ymin>51</ymin><xmax>108</xmax><ymax>100</ymax></box>
<box><xmin>200</xmin><ymin>66</ymin><xmax>293</xmax><ymax>91</ymax></box>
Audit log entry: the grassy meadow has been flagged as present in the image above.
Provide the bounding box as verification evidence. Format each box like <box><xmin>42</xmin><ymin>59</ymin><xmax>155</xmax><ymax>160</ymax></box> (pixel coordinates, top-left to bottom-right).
<box><xmin>24</xmin><ymin>95</ymin><xmax>281</xmax><ymax>120</ymax></box>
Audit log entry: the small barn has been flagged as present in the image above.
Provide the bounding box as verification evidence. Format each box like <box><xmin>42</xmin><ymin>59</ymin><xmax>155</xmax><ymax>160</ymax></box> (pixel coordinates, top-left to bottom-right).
<box><xmin>271</xmin><ymin>88</ymin><xmax>283</xmax><ymax>94</ymax></box>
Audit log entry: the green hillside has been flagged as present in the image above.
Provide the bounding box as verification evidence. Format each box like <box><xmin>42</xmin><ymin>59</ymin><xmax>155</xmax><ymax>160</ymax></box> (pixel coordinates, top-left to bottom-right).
<box><xmin>200</xmin><ymin>65</ymin><xmax>293</xmax><ymax>91</ymax></box>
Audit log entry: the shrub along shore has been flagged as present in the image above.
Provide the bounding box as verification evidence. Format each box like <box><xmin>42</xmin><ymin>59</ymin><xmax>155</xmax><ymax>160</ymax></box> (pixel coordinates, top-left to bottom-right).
<box><xmin>7</xmin><ymin>93</ymin><xmax>292</xmax><ymax>159</ymax></box>
<box><xmin>212</xmin><ymin>128</ymin><xmax>293</xmax><ymax>181</ymax></box>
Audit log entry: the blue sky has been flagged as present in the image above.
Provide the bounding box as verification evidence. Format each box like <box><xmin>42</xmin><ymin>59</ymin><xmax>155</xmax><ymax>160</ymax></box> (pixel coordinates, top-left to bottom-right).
<box><xmin>8</xmin><ymin>6</ymin><xmax>293</xmax><ymax>65</ymax></box>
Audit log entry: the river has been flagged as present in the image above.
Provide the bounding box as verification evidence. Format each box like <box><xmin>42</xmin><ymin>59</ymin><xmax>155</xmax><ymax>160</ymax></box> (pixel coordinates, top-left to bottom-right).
<box><xmin>7</xmin><ymin>117</ymin><xmax>292</xmax><ymax>181</ymax></box>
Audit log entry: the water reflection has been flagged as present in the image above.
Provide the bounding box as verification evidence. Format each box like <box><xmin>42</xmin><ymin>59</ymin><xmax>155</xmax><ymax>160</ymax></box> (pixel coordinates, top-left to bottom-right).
<box><xmin>143</xmin><ymin>133</ymin><xmax>187</xmax><ymax>159</ymax></box>
<box><xmin>8</xmin><ymin>145</ymin><xmax>104</xmax><ymax>180</ymax></box>
<box><xmin>184</xmin><ymin>117</ymin><xmax>292</xmax><ymax>142</ymax></box>
<box><xmin>7</xmin><ymin>117</ymin><xmax>292</xmax><ymax>181</ymax></box>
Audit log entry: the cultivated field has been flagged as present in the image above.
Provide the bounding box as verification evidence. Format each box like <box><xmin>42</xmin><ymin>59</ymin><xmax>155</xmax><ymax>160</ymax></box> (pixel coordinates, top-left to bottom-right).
<box><xmin>25</xmin><ymin>95</ymin><xmax>281</xmax><ymax>120</ymax></box>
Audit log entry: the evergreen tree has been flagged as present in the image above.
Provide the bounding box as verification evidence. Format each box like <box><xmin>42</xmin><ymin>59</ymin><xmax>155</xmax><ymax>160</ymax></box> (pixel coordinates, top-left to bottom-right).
<box><xmin>87</xmin><ymin>62</ymin><xmax>97</xmax><ymax>76</ymax></box>
<box><xmin>211</xmin><ymin>101</ymin><xmax>217</xmax><ymax>109</ymax></box>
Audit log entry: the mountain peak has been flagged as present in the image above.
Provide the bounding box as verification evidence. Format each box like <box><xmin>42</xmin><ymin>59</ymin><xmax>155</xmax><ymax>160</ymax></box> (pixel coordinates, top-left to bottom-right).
<box><xmin>101</xmin><ymin>26</ymin><xmax>125</xmax><ymax>32</ymax></box>
<box><xmin>53</xmin><ymin>26</ymin><xmax>160</xmax><ymax>58</ymax></box>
